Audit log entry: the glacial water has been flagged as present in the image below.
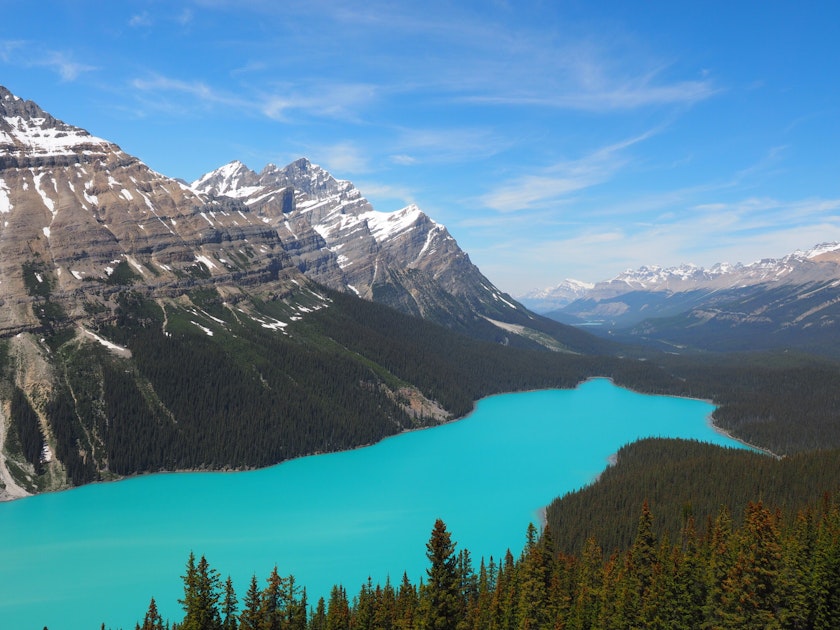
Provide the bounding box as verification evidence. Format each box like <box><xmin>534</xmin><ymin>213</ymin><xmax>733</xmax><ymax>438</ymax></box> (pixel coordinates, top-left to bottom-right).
<box><xmin>0</xmin><ymin>379</ymin><xmax>750</xmax><ymax>629</ymax></box>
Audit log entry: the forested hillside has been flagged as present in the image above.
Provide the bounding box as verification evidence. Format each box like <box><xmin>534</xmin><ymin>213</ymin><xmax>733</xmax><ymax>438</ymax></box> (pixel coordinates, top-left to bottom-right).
<box><xmin>4</xmin><ymin>282</ymin><xmax>840</xmax><ymax>495</ymax></box>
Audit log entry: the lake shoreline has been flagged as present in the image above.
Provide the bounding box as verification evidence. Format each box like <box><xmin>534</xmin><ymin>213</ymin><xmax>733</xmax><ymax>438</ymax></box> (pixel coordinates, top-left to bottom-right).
<box><xmin>1</xmin><ymin>376</ymin><xmax>774</xmax><ymax>503</ymax></box>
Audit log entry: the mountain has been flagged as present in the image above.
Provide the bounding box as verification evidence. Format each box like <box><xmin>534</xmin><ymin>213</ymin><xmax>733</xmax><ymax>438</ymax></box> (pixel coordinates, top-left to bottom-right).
<box><xmin>190</xmin><ymin>159</ymin><xmax>559</xmax><ymax>342</ymax></box>
<box><xmin>0</xmin><ymin>85</ymin><xmax>611</xmax><ymax>499</ymax></box>
<box><xmin>528</xmin><ymin>243</ymin><xmax>840</xmax><ymax>354</ymax></box>
<box><xmin>516</xmin><ymin>279</ymin><xmax>594</xmax><ymax>313</ymax></box>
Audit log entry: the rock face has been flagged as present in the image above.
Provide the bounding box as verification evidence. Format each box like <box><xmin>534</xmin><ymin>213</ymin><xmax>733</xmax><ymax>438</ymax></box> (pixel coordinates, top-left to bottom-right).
<box><xmin>0</xmin><ymin>84</ymin><xmax>531</xmax><ymax>340</ymax></box>
<box><xmin>192</xmin><ymin>159</ymin><xmax>531</xmax><ymax>325</ymax></box>
<box><xmin>0</xmin><ymin>86</ymin><xmax>301</xmax><ymax>337</ymax></box>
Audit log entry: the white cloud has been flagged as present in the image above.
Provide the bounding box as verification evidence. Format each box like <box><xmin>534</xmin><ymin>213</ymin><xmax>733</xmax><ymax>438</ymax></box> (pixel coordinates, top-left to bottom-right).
<box><xmin>390</xmin><ymin>154</ymin><xmax>417</xmax><ymax>166</ymax></box>
<box><xmin>480</xmin><ymin>129</ymin><xmax>658</xmax><ymax>213</ymax></box>
<box><xmin>259</xmin><ymin>82</ymin><xmax>377</xmax><ymax>122</ymax></box>
<box><xmin>38</xmin><ymin>51</ymin><xmax>97</xmax><ymax>81</ymax></box>
<box><xmin>316</xmin><ymin>142</ymin><xmax>371</xmax><ymax>174</ymax></box>
<box><xmin>0</xmin><ymin>41</ymin><xmax>96</xmax><ymax>81</ymax></box>
<box><xmin>131</xmin><ymin>74</ymin><xmax>247</xmax><ymax>111</ymax></box>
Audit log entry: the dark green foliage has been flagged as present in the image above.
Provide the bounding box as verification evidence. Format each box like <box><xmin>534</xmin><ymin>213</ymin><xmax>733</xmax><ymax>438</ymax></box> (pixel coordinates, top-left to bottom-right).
<box><xmin>18</xmin><ymin>281</ymin><xmax>840</xmax><ymax>487</ymax></box>
<box><xmin>45</xmin><ymin>385</ymin><xmax>97</xmax><ymax>485</ymax></box>
<box><xmin>21</xmin><ymin>260</ymin><xmax>52</xmax><ymax>298</ymax></box>
<box><xmin>9</xmin><ymin>386</ymin><xmax>44</xmax><ymax>474</ymax></box>
<box><xmin>545</xmin><ymin>438</ymin><xmax>840</xmax><ymax>557</ymax></box>
<box><xmin>101</xmin><ymin>360</ymin><xmax>176</xmax><ymax>473</ymax></box>
<box><xmin>425</xmin><ymin>519</ymin><xmax>462</xmax><ymax>629</ymax></box>
<box><xmin>105</xmin><ymin>260</ymin><xmax>139</xmax><ymax>286</ymax></box>
<box><xmin>21</xmin><ymin>260</ymin><xmax>73</xmax><ymax>347</ymax></box>
<box><xmin>135</xmin><ymin>494</ymin><xmax>840</xmax><ymax>630</ymax></box>
<box><xmin>139</xmin><ymin>597</ymin><xmax>166</xmax><ymax>630</ymax></box>
<box><xmin>179</xmin><ymin>552</ymin><xmax>222</xmax><ymax>630</ymax></box>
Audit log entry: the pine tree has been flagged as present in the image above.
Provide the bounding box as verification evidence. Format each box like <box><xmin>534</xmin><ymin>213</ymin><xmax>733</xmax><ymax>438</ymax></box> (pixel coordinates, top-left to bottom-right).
<box><xmin>779</xmin><ymin>508</ymin><xmax>815</xmax><ymax>629</ymax></box>
<box><xmin>310</xmin><ymin>597</ymin><xmax>327</xmax><ymax>630</ymax></box>
<box><xmin>354</xmin><ymin>576</ymin><xmax>376</xmax><ymax>630</ymax></box>
<box><xmin>424</xmin><ymin>519</ymin><xmax>462</xmax><ymax>630</ymax></box>
<box><xmin>719</xmin><ymin>501</ymin><xmax>783</xmax><ymax>629</ymax></box>
<box><xmin>515</xmin><ymin>523</ymin><xmax>552</xmax><ymax>630</ymax></box>
<box><xmin>702</xmin><ymin>506</ymin><xmax>735</xmax><ymax>628</ymax></box>
<box><xmin>239</xmin><ymin>575</ymin><xmax>262</xmax><ymax>630</ymax></box>
<box><xmin>808</xmin><ymin>497</ymin><xmax>840</xmax><ymax>630</ymax></box>
<box><xmin>394</xmin><ymin>572</ymin><xmax>418</xmax><ymax>630</ymax></box>
<box><xmin>668</xmin><ymin>517</ymin><xmax>706</xmax><ymax>629</ymax></box>
<box><xmin>492</xmin><ymin>549</ymin><xmax>518</xmax><ymax>630</ymax></box>
<box><xmin>140</xmin><ymin>597</ymin><xmax>165</xmax><ymax>630</ymax></box>
<box><xmin>373</xmin><ymin>577</ymin><xmax>397</xmax><ymax>630</ymax></box>
<box><xmin>325</xmin><ymin>585</ymin><xmax>350</xmax><ymax>630</ymax></box>
<box><xmin>260</xmin><ymin>566</ymin><xmax>285</xmax><ymax>630</ymax></box>
<box><xmin>179</xmin><ymin>553</ymin><xmax>222</xmax><ymax>630</ymax></box>
<box><xmin>612</xmin><ymin>500</ymin><xmax>658</xmax><ymax>628</ymax></box>
<box><xmin>221</xmin><ymin>576</ymin><xmax>238</xmax><ymax>630</ymax></box>
<box><xmin>568</xmin><ymin>538</ymin><xmax>603</xmax><ymax>630</ymax></box>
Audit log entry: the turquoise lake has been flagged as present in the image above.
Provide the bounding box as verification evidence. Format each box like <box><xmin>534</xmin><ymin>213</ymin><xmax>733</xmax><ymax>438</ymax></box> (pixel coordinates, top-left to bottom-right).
<box><xmin>0</xmin><ymin>379</ymin><xmax>749</xmax><ymax>629</ymax></box>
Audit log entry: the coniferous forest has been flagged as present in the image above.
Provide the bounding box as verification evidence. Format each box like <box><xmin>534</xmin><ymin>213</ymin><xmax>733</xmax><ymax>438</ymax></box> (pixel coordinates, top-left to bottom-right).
<box><xmin>121</xmin><ymin>492</ymin><xmax>840</xmax><ymax>630</ymax></box>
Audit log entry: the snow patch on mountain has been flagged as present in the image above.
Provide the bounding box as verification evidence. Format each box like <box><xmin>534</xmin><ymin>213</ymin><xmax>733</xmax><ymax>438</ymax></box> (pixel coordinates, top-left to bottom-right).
<box><xmin>0</xmin><ymin>178</ymin><xmax>10</xmax><ymax>213</ymax></box>
<box><xmin>361</xmin><ymin>204</ymin><xmax>430</xmax><ymax>243</ymax></box>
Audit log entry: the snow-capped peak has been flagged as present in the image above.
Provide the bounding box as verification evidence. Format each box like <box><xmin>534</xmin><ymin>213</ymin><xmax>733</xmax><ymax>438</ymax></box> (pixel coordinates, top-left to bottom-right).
<box><xmin>190</xmin><ymin>160</ymin><xmax>261</xmax><ymax>198</ymax></box>
<box><xmin>517</xmin><ymin>278</ymin><xmax>594</xmax><ymax>301</ymax></box>
<box><xmin>1</xmin><ymin>85</ymin><xmax>112</xmax><ymax>159</ymax></box>
<box><xmin>804</xmin><ymin>242</ymin><xmax>840</xmax><ymax>259</ymax></box>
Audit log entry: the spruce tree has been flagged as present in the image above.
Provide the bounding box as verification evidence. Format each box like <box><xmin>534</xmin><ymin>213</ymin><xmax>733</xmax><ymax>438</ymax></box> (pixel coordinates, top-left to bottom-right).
<box><xmin>239</xmin><ymin>575</ymin><xmax>262</xmax><ymax>630</ymax></box>
<box><xmin>221</xmin><ymin>576</ymin><xmax>238</xmax><ymax>630</ymax></box>
<box><xmin>424</xmin><ymin>519</ymin><xmax>462</xmax><ymax>630</ymax></box>
<box><xmin>179</xmin><ymin>553</ymin><xmax>222</xmax><ymax>630</ymax></box>
<box><xmin>140</xmin><ymin>597</ymin><xmax>165</xmax><ymax>630</ymax></box>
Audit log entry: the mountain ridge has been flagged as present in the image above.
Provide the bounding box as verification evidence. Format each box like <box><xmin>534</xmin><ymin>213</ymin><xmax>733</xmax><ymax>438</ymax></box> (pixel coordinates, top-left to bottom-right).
<box><xmin>520</xmin><ymin>242</ymin><xmax>840</xmax><ymax>355</ymax></box>
<box><xmin>190</xmin><ymin>157</ymin><xmax>544</xmax><ymax>337</ymax></box>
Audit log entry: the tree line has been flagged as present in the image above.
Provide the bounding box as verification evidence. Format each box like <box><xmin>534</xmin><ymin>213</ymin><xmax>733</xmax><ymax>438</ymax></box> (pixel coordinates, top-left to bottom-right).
<box><xmin>117</xmin><ymin>492</ymin><xmax>840</xmax><ymax>630</ymax></box>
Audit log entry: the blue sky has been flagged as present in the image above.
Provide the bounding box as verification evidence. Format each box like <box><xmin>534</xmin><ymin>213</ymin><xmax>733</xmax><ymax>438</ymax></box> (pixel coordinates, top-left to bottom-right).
<box><xmin>3</xmin><ymin>1</ymin><xmax>840</xmax><ymax>293</ymax></box>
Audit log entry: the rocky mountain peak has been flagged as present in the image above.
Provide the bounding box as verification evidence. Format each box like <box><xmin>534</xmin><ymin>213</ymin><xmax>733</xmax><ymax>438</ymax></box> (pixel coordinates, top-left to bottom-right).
<box><xmin>191</xmin><ymin>157</ymin><xmax>530</xmax><ymax>326</ymax></box>
<box><xmin>1</xmin><ymin>85</ymin><xmax>52</xmax><ymax>121</ymax></box>
<box><xmin>191</xmin><ymin>160</ymin><xmax>260</xmax><ymax>198</ymax></box>
<box><xmin>1</xmin><ymin>85</ymin><xmax>115</xmax><ymax>170</ymax></box>
<box><xmin>269</xmin><ymin>157</ymin><xmax>346</xmax><ymax>198</ymax></box>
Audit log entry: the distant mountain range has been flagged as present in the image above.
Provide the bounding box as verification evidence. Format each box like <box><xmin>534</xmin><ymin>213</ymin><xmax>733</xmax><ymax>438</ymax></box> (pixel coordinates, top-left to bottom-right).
<box><xmin>519</xmin><ymin>243</ymin><xmax>840</xmax><ymax>354</ymax></box>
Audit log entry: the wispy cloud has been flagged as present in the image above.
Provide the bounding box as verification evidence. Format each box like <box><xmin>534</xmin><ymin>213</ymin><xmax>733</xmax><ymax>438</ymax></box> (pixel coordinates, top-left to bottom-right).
<box><xmin>177</xmin><ymin>8</ymin><xmax>194</xmax><ymax>25</ymax></box>
<box><xmin>259</xmin><ymin>82</ymin><xmax>377</xmax><ymax>122</ymax></box>
<box><xmin>355</xmin><ymin>181</ymin><xmax>418</xmax><ymax>209</ymax></box>
<box><xmin>0</xmin><ymin>41</ymin><xmax>96</xmax><ymax>81</ymax></box>
<box><xmin>130</xmin><ymin>71</ymin><xmax>378</xmax><ymax>124</ymax></box>
<box><xmin>316</xmin><ymin>142</ymin><xmax>371</xmax><ymax>174</ymax></box>
<box><xmin>42</xmin><ymin>52</ymin><xmax>97</xmax><ymax>81</ymax></box>
<box><xmin>480</xmin><ymin>130</ymin><xmax>658</xmax><ymax>212</ymax></box>
<box><xmin>461</xmin><ymin>72</ymin><xmax>718</xmax><ymax>112</ymax></box>
<box><xmin>483</xmin><ymin>194</ymin><xmax>840</xmax><ymax>291</ymax></box>
<box><xmin>0</xmin><ymin>40</ymin><xmax>25</xmax><ymax>63</ymax></box>
<box><xmin>131</xmin><ymin>74</ymin><xmax>247</xmax><ymax>111</ymax></box>
<box><xmin>390</xmin><ymin>126</ymin><xmax>512</xmax><ymax>165</ymax></box>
